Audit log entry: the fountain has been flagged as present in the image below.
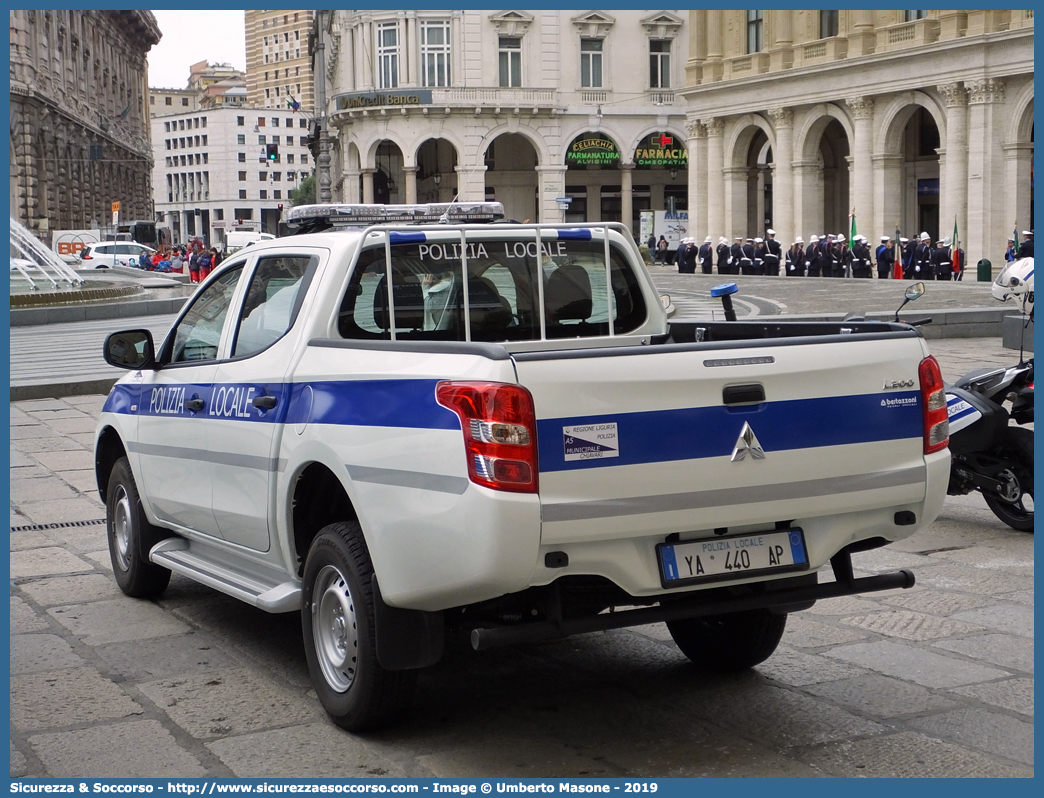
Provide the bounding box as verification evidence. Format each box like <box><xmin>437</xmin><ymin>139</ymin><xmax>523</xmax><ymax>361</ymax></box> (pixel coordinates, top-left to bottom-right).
<box><xmin>10</xmin><ymin>216</ymin><xmax>85</xmax><ymax>290</ymax></box>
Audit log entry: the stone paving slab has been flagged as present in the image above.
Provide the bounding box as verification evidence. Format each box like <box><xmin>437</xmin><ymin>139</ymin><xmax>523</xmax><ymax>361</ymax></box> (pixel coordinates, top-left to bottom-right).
<box><xmin>908</xmin><ymin>707</ymin><xmax>1035</xmax><ymax>766</ymax></box>
<box><xmin>137</xmin><ymin>667</ymin><xmax>320</xmax><ymax>740</ymax></box>
<box><xmin>32</xmin><ymin>450</ymin><xmax>97</xmax><ymax>472</ymax></box>
<box><xmin>10</xmin><ymin>667</ymin><xmax>144</xmax><ymax>731</ymax></box>
<box><xmin>825</xmin><ymin>641</ymin><xmax>1010</xmax><ymax>688</ymax></box>
<box><xmin>18</xmin><ymin>573</ymin><xmax>124</xmax><ymax>607</ymax></box>
<box><xmin>48</xmin><ymin>598</ymin><xmax>191</xmax><ymax>645</ymax></box>
<box><xmin>10</xmin><ymin>633</ymin><xmax>86</xmax><ymax>674</ymax></box>
<box><xmin>27</xmin><ymin>720</ymin><xmax>208</xmax><ymax>779</ymax></box>
<box><xmin>799</xmin><ymin>730</ymin><xmax>1032</xmax><ymax>778</ymax></box>
<box><xmin>951</xmin><ymin>604</ymin><xmax>1034</xmax><ymax>638</ymax></box>
<box><xmin>19</xmin><ymin>497</ymin><xmax>107</xmax><ymax>525</ymax></box>
<box><xmin>930</xmin><ymin>633</ymin><xmax>1035</xmax><ymax>674</ymax></box>
<box><xmin>207</xmin><ymin>723</ymin><xmax>408</xmax><ymax>779</ymax></box>
<box><xmin>801</xmin><ymin>673</ymin><xmax>959</xmax><ymax>718</ymax></box>
<box><xmin>95</xmin><ymin>633</ymin><xmax>242</xmax><ymax>683</ymax></box>
<box><xmin>839</xmin><ymin>609</ymin><xmax>987</xmax><ymax>641</ymax></box>
<box><xmin>10</xmin><ymin>547</ymin><xmax>95</xmax><ymax>578</ymax></box>
<box><xmin>948</xmin><ymin>676</ymin><xmax>1034</xmax><ymax>717</ymax></box>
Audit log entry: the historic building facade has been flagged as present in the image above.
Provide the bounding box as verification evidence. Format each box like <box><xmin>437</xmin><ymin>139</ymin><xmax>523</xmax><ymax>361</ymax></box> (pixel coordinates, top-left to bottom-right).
<box><xmin>681</xmin><ymin>10</ymin><xmax>1034</xmax><ymax>267</ymax></box>
<box><xmin>245</xmin><ymin>10</ymin><xmax>316</xmax><ymax>112</ymax></box>
<box><xmin>150</xmin><ymin>106</ymin><xmax>314</xmax><ymax>248</ymax></box>
<box><xmin>319</xmin><ymin>10</ymin><xmax>690</xmax><ymax>228</ymax></box>
<box><xmin>10</xmin><ymin>10</ymin><xmax>161</xmax><ymax>237</ymax></box>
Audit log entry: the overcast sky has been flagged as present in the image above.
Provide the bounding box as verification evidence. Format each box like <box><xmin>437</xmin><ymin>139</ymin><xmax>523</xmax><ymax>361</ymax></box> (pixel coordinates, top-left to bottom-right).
<box><xmin>148</xmin><ymin>10</ymin><xmax>247</xmax><ymax>89</ymax></box>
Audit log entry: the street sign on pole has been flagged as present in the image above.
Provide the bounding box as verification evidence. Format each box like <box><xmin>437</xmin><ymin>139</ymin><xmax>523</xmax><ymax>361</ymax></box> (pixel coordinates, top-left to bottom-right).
<box><xmin>111</xmin><ymin>201</ymin><xmax>120</xmax><ymax>226</ymax></box>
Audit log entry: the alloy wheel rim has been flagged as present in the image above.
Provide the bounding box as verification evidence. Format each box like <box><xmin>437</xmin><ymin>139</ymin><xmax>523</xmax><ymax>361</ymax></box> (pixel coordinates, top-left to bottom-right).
<box><xmin>112</xmin><ymin>485</ymin><xmax>133</xmax><ymax>572</ymax></box>
<box><xmin>312</xmin><ymin>564</ymin><xmax>359</xmax><ymax>693</ymax></box>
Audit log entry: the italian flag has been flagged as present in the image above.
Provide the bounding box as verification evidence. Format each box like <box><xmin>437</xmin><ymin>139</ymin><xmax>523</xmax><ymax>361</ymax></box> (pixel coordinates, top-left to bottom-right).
<box><xmin>952</xmin><ymin>218</ymin><xmax>961</xmax><ymax>273</ymax></box>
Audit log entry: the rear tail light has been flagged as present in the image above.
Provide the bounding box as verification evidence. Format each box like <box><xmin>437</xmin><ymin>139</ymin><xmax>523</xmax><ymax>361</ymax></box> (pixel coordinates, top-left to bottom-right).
<box><xmin>81</xmin><ymin>251</ymin><xmax>92</xmax><ymax>259</ymax></box>
<box><xmin>918</xmin><ymin>355</ymin><xmax>949</xmax><ymax>454</ymax></box>
<box><xmin>436</xmin><ymin>381</ymin><xmax>538</xmax><ymax>493</ymax></box>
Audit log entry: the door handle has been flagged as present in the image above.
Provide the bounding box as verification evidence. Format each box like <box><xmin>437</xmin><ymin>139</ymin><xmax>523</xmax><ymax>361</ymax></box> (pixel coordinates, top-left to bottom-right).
<box><xmin>252</xmin><ymin>395</ymin><xmax>278</xmax><ymax>410</ymax></box>
<box><xmin>184</xmin><ymin>398</ymin><xmax>205</xmax><ymax>412</ymax></box>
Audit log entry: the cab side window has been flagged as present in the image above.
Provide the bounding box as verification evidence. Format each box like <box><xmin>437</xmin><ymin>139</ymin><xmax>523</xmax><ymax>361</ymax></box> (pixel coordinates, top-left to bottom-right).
<box><xmin>169</xmin><ymin>267</ymin><xmax>244</xmax><ymax>363</ymax></box>
<box><xmin>231</xmin><ymin>255</ymin><xmax>315</xmax><ymax>358</ymax></box>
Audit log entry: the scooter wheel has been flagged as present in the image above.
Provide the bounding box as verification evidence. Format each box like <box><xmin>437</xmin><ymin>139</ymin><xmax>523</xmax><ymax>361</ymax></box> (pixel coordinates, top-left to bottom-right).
<box><xmin>982</xmin><ymin>427</ymin><xmax>1034</xmax><ymax>532</ymax></box>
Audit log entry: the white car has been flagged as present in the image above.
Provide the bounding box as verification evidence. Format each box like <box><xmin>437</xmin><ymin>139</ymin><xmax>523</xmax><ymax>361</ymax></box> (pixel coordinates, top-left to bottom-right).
<box><xmin>96</xmin><ymin>202</ymin><xmax>950</xmax><ymax>732</ymax></box>
<box><xmin>78</xmin><ymin>241</ymin><xmax>156</xmax><ymax>269</ymax></box>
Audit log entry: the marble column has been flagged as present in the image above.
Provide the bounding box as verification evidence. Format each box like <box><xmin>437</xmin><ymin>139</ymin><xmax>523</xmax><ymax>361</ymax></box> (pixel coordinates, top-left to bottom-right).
<box><xmin>966</xmin><ymin>78</ymin><xmax>1005</xmax><ymax>270</ymax></box>
<box><xmin>361</xmin><ymin>168</ymin><xmax>375</xmax><ymax>204</ymax></box>
<box><xmin>725</xmin><ymin>166</ymin><xmax>749</xmax><ymax>239</ymax></box>
<box><xmin>403</xmin><ymin>166</ymin><xmax>418</xmax><ymax>204</ymax></box>
<box><xmin>768</xmin><ymin>108</ymin><xmax>793</xmax><ymax>245</ymax></box>
<box><xmin>620</xmin><ymin>163</ymin><xmax>634</xmax><ymax>235</ymax></box>
<box><xmin>456</xmin><ymin>164</ymin><xmax>487</xmax><ymax>203</ymax></box>
<box><xmin>938</xmin><ymin>82</ymin><xmax>968</xmax><ymax>247</ymax></box>
<box><xmin>703</xmin><ymin>117</ymin><xmax>725</xmax><ymax>238</ymax></box>
<box><xmin>705</xmin><ymin>10</ymin><xmax>723</xmax><ymax>82</ymax></box>
<box><xmin>846</xmin><ymin>96</ymin><xmax>875</xmax><ymax>245</ymax></box>
<box><xmin>792</xmin><ymin>159</ymin><xmax>824</xmax><ymax>241</ymax></box>
<box><xmin>536</xmin><ymin>165</ymin><xmax>568</xmax><ymax>223</ymax></box>
<box><xmin>873</xmin><ymin>154</ymin><xmax>903</xmax><ymax>242</ymax></box>
<box><xmin>1004</xmin><ymin>143</ymin><xmax>1034</xmax><ymax>244</ymax></box>
<box><xmin>685</xmin><ymin>117</ymin><xmax>706</xmax><ymax>241</ymax></box>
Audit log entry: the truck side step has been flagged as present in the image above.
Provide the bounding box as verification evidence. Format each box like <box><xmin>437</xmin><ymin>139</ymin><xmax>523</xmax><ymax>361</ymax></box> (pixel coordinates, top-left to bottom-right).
<box><xmin>150</xmin><ymin>538</ymin><xmax>301</xmax><ymax>613</ymax></box>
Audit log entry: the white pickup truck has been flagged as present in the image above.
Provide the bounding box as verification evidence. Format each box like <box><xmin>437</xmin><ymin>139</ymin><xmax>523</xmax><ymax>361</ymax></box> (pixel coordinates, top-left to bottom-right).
<box><xmin>96</xmin><ymin>202</ymin><xmax>950</xmax><ymax>731</ymax></box>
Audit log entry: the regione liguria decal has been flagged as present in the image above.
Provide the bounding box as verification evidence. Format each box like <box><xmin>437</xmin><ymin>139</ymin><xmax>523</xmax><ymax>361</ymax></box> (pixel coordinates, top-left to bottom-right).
<box><xmin>563</xmin><ymin>422</ymin><xmax>619</xmax><ymax>462</ymax></box>
<box><xmin>731</xmin><ymin>422</ymin><xmax>766</xmax><ymax>462</ymax></box>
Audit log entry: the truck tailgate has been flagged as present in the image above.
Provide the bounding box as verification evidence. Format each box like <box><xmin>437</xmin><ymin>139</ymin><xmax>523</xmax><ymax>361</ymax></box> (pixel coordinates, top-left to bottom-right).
<box><xmin>513</xmin><ymin>334</ymin><xmax>929</xmax><ymax>546</ymax></box>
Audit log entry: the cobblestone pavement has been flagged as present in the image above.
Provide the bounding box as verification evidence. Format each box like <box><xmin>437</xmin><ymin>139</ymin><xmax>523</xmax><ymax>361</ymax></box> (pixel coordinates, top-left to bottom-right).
<box><xmin>9</xmin><ymin>338</ymin><xmax>1032</xmax><ymax>778</ymax></box>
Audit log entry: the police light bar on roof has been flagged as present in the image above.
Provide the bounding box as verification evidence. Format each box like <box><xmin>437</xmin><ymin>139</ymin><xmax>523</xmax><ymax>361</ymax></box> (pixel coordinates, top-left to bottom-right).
<box><xmin>286</xmin><ymin>202</ymin><xmax>506</xmax><ymax>227</ymax></box>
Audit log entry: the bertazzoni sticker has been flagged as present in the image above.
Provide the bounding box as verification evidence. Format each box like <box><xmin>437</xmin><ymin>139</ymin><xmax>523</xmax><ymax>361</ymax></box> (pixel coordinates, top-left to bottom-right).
<box><xmin>563</xmin><ymin>423</ymin><xmax>619</xmax><ymax>462</ymax></box>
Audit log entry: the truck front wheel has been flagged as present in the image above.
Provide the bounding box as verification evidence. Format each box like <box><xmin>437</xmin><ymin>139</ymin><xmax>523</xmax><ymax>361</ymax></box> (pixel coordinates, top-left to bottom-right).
<box><xmin>667</xmin><ymin>609</ymin><xmax>786</xmax><ymax>672</ymax></box>
<box><xmin>301</xmin><ymin>522</ymin><xmax>416</xmax><ymax>731</ymax></box>
<box><xmin>105</xmin><ymin>456</ymin><xmax>171</xmax><ymax>599</ymax></box>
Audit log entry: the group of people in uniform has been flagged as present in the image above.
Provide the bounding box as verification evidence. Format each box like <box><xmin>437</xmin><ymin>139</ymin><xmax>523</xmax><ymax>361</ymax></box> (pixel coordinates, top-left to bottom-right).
<box><xmin>1005</xmin><ymin>230</ymin><xmax>1035</xmax><ymax>262</ymax></box>
<box><xmin>665</xmin><ymin>228</ymin><xmax>997</xmax><ymax>280</ymax></box>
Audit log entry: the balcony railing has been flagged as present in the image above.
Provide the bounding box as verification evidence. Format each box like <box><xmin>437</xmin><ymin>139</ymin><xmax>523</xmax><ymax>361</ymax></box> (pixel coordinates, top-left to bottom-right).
<box><xmin>875</xmin><ymin>18</ymin><xmax>939</xmax><ymax>52</ymax></box>
<box><xmin>647</xmin><ymin>91</ymin><xmax>675</xmax><ymax>105</ymax></box>
<box><xmin>579</xmin><ymin>90</ymin><xmax>608</xmax><ymax>104</ymax></box>
<box><xmin>429</xmin><ymin>87</ymin><xmax>558</xmax><ymax>106</ymax></box>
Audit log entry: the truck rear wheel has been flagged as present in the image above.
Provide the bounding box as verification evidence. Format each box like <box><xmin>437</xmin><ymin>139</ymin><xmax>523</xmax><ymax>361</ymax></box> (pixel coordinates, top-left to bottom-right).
<box><xmin>301</xmin><ymin>522</ymin><xmax>416</xmax><ymax>731</ymax></box>
<box><xmin>667</xmin><ymin>609</ymin><xmax>786</xmax><ymax>672</ymax></box>
<box><xmin>105</xmin><ymin>457</ymin><xmax>171</xmax><ymax>599</ymax></box>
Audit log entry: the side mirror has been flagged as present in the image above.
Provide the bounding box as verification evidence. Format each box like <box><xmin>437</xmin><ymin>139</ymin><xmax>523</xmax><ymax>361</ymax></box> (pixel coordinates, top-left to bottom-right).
<box><xmin>104</xmin><ymin>330</ymin><xmax>156</xmax><ymax>370</ymax></box>
<box><xmin>905</xmin><ymin>282</ymin><xmax>925</xmax><ymax>301</ymax></box>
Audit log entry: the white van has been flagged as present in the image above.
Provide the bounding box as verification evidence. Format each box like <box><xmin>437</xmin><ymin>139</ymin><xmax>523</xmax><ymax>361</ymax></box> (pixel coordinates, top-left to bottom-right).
<box><xmin>225</xmin><ymin>231</ymin><xmax>275</xmax><ymax>254</ymax></box>
<box><xmin>78</xmin><ymin>242</ymin><xmax>156</xmax><ymax>269</ymax></box>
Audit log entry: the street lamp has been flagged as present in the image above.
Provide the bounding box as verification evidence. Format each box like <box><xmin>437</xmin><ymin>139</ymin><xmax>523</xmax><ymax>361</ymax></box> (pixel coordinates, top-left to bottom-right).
<box><xmin>433</xmin><ymin>171</ymin><xmax>441</xmax><ymax>185</ymax></box>
<box><xmin>669</xmin><ymin>167</ymin><xmax>678</xmax><ymax>181</ymax></box>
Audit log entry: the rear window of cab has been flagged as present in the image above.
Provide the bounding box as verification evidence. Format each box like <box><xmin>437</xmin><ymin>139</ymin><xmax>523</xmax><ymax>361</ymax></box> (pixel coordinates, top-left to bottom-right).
<box><xmin>337</xmin><ymin>235</ymin><xmax>646</xmax><ymax>343</ymax></box>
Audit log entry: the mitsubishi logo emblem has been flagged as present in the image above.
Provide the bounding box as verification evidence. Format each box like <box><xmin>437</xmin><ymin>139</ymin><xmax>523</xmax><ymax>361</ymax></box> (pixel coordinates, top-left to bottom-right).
<box><xmin>652</xmin><ymin>133</ymin><xmax>674</xmax><ymax>148</ymax></box>
<box><xmin>731</xmin><ymin>422</ymin><xmax>766</xmax><ymax>462</ymax></box>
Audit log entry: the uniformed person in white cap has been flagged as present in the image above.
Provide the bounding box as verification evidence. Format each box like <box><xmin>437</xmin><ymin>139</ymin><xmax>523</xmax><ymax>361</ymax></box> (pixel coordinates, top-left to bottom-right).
<box><xmin>876</xmin><ymin>235</ymin><xmax>894</xmax><ymax>280</ymax></box>
<box><xmin>933</xmin><ymin>237</ymin><xmax>953</xmax><ymax>281</ymax></box>
<box><xmin>729</xmin><ymin>236</ymin><xmax>744</xmax><ymax>275</ymax></box>
<box><xmin>764</xmin><ymin>229</ymin><xmax>782</xmax><ymax>276</ymax></box>
<box><xmin>914</xmin><ymin>231</ymin><xmax>934</xmax><ymax>279</ymax></box>
<box><xmin>1018</xmin><ymin>230</ymin><xmax>1033</xmax><ymax>258</ymax></box>
<box><xmin>786</xmin><ymin>236</ymin><xmax>805</xmax><ymax>277</ymax></box>
<box><xmin>806</xmin><ymin>235</ymin><xmax>822</xmax><ymax>277</ymax></box>
<box><xmin>739</xmin><ymin>237</ymin><xmax>755</xmax><ymax>275</ymax></box>
<box><xmin>752</xmin><ymin>237</ymin><xmax>766</xmax><ymax>275</ymax></box>
<box><xmin>850</xmin><ymin>235</ymin><xmax>872</xmax><ymax>278</ymax></box>
<box><xmin>716</xmin><ymin>236</ymin><xmax>731</xmax><ymax>274</ymax></box>
<box><xmin>1005</xmin><ymin>235</ymin><xmax>1019</xmax><ymax>263</ymax></box>
<box><xmin>698</xmin><ymin>236</ymin><xmax>714</xmax><ymax>274</ymax></box>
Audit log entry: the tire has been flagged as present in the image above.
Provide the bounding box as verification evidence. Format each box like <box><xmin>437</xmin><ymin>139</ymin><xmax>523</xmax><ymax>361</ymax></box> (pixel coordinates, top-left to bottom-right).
<box><xmin>301</xmin><ymin>521</ymin><xmax>416</xmax><ymax>732</ymax></box>
<box><xmin>982</xmin><ymin>427</ymin><xmax>1034</xmax><ymax>532</ymax></box>
<box><xmin>105</xmin><ymin>456</ymin><xmax>172</xmax><ymax>598</ymax></box>
<box><xmin>667</xmin><ymin>609</ymin><xmax>787</xmax><ymax>672</ymax></box>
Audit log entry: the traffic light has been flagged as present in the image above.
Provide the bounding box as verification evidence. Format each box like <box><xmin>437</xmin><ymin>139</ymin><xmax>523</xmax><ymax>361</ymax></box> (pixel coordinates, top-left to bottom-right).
<box><xmin>305</xmin><ymin>124</ymin><xmax>321</xmax><ymax>159</ymax></box>
<box><xmin>266</xmin><ymin>143</ymin><xmax>279</xmax><ymax>161</ymax></box>
<box><xmin>278</xmin><ymin>204</ymin><xmax>284</xmax><ymax>213</ymax></box>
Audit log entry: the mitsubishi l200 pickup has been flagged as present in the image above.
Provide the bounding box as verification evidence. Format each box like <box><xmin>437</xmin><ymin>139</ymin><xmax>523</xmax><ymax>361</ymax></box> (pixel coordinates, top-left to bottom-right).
<box><xmin>96</xmin><ymin>202</ymin><xmax>950</xmax><ymax>730</ymax></box>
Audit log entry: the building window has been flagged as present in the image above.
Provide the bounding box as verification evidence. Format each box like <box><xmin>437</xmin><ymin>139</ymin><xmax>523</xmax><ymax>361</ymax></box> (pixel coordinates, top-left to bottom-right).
<box><xmin>240</xmin><ymin>190</ymin><xmax>247</xmax><ymax>199</ymax></box>
<box><xmin>420</xmin><ymin>20</ymin><xmax>451</xmax><ymax>87</ymax></box>
<box><xmin>905</xmin><ymin>10</ymin><xmax>928</xmax><ymax>22</ymax></box>
<box><xmin>237</xmin><ymin>134</ymin><xmax>246</xmax><ymax>145</ymax></box>
<box><xmin>238</xmin><ymin>171</ymin><xmax>247</xmax><ymax>181</ymax></box>
<box><xmin>239</xmin><ymin>153</ymin><xmax>246</xmax><ymax>162</ymax></box>
<box><xmin>265</xmin><ymin>88</ymin><xmax>271</xmax><ymax>99</ymax></box>
<box><xmin>649</xmin><ymin>39</ymin><xmax>670</xmax><ymax>88</ymax></box>
<box><xmin>164</xmin><ymin>122</ymin><xmax>170</xmax><ymax>132</ymax></box>
<box><xmin>299</xmin><ymin>118</ymin><xmax>307</xmax><ymax>128</ymax></box>
<box><xmin>498</xmin><ymin>37</ymin><xmax>522</xmax><ymax>87</ymax></box>
<box><xmin>165</xmin><ymin>97</ymin><xmax>172</xmax><ymax>106</ymax></box>
<box><xmin>259</xmin><ymin>172</ymin><xmax>267</xmax><ymax>181</ymax></box>
<box><xmin>747</xmin><ymin>10</ymin><xmax>764</xmax><ymax>54</ymax></box>
<box><xmin>272</xmin><ymin>117</ymin><xmax>279</xmax><ymax>127</ymax></box>
<box><xmin>260</xmin><ymin>190</ymin><xmax>267</xmax><ymax>200</ymax></box>
<box><xmin>288</xmin><ymin>171</ymin><xmax>296</xmax><ymax>180</ymax></box>
<box><xmin>214</xmin><ymin>209</ymin><xmax>223</xmax><ymax>221</ymax></box>
<box><xmin>301</xmin><ymin>154</ymin><xmax>308</xmax><ymax>164</ymax></box>
<box><xmin>201</xmin><ymin>117</ymin><xmax>207</xmax><ymax>128</ymax></box>
<box><xmin>237</xmin><ymin>116</ymin><xmax>244</xmax><ymax>126</ymax></box>
<box><xmin>150</xmin><ymin>96</ymin><xmax>155</xmax><ymax>105</ymax></box>
<box><xmin>580</xmin><ymin>39</ymin><xmax>603</xmax><ymax>88</ymax></box>
<box><xmin>820</xmin><ymin>10</ymin><xmax>839</xmax><ymax>38</ymax></box>
<box><xmin>182</xmin><ymin>97</ymin><xmax>189</xmax><ymax>106</ymax></box>
<box><xmin>274</xmin><ymin>190</ymin><xmax>281</xmax><ymax>200</ymax></box>
<box><xmin>376</xmin><ymin>22</ymin><xmax>400</xmax><ymax>89</ymax></box>
<box><xmin>287</xmin><ymin>154</ymin><xmax>295</xmax><ymax>164</ymax></box>
<box><xmin>259</xmin><ymin>135</ymin><xmax>267</xmax><ymax>145</ymax></box>
<box><xmin>272</xmin><ymin>172</ymin><xmax>281</xmax><ymax>181</ymax></box>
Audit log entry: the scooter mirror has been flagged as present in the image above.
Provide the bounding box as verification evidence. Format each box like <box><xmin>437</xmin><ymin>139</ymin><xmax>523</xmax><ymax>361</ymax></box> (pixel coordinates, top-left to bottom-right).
<box><xmin>905</xmin><ymin>282</ymin><xmax>925</xmax><ymax>301</ymax></box>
